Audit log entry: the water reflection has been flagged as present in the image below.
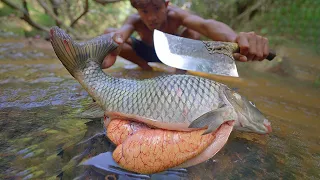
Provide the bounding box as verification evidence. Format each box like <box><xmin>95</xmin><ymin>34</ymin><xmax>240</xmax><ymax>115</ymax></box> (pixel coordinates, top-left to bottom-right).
<box><xmin>77</xmin><ymin>152</ymin><xmax>189</xmax><ymax>180</ymax></box>
<box><xmin>0</xmin><ymin>39</ymin><xmax>319</xmax><ymax>179</ymax></box>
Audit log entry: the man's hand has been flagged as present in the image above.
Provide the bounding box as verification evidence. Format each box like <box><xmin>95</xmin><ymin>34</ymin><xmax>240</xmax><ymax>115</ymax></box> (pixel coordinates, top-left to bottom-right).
<box><xmin>233</xmin><ymin>32</ymin><xmax>269</xmax><ymax>62</ymax></box>
<box><xmin>102</xmin><ymin>32</ymin><xmax>124</xmax><ymax>69</ymax></box>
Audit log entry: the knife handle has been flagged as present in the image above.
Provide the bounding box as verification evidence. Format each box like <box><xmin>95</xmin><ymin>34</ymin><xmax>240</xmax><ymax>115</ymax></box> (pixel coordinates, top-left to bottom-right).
<box><xmin>230</xmin><ymin>42</ymin><xmax>276</xmax><ymax>61</ymax></box>
<box><xmin>266</xmin><ymin>49</ymin><xmax>276</xmax><ymax>61</ymax></box>
<box><xmin>234</xmin><ymin>46</ymin><xmax>276</xmax><ymax>61</ymax></box>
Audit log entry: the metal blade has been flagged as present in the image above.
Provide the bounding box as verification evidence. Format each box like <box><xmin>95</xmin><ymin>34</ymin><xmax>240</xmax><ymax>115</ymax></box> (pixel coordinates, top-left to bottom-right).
<box><xmin>153</xmin><ymin>29</ymin><xmax>239</xmax><ymax>77</ymax></box>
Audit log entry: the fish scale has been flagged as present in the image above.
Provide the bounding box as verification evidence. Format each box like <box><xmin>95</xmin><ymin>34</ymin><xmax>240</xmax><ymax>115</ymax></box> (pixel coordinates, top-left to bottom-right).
<box><xmin>82</xmin><ymin>65</ymin><xmax>223</xmax><ymax>124</ymax></box>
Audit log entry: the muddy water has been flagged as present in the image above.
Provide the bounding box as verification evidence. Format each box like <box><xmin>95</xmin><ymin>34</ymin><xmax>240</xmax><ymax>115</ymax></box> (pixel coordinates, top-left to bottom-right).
<box><xmin>0</xmin><ymin>38</ymin><xmax>319</xmax><ymax>180</ymax></box>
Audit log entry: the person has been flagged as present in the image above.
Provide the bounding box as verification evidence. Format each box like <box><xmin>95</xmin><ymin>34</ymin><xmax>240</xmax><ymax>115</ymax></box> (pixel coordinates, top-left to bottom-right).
<box><xmin>102</xmin><ymin>0</ymin><xmax>270</xmax><ymax>72</ymax></box>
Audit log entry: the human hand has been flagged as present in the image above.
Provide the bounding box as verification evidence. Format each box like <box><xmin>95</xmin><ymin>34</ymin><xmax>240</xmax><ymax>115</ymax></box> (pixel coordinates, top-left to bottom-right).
<box><xmin>233</xmin><ymin>32</ymin><xmax>269</xmax><ymax>62</ymax></box>
<box><xmin>102</xmin><ymin>32</ymin><xmax>124</xmax><ymax>69</ymax></box>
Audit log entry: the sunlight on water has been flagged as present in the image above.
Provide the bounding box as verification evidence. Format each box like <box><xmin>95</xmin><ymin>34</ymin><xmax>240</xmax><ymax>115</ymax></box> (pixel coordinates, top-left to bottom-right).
<box><xmin>0</xmin><ymin>39</ymin><xmax>319</xmax><ymax>179</ymax></box>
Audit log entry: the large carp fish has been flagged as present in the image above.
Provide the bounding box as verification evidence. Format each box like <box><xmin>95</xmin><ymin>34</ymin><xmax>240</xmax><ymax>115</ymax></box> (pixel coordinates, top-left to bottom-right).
<box><xmin>50</xmin><ymin>27</ymin><xmax>272</xmax><ymax>174</ymax></box>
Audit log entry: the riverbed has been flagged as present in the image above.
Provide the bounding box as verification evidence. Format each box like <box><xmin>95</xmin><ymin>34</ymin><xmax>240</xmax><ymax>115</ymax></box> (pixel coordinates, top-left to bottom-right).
<box><xmin>0</xmin><ymin>37</ymin><xmax>319</xmax><ymax>179</ymax></box>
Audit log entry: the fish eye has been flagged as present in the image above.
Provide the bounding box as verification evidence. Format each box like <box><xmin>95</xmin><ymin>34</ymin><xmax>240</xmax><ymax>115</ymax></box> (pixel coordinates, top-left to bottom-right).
<box><xmin>249</xmin><ymin>101</ymin><xmax>256</xmax><ymax>107</ymax></box>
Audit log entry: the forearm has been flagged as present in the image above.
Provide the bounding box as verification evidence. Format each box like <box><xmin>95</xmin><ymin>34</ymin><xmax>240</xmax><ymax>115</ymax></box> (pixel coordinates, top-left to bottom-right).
<box><xmin>113</xmin><ymin>24</ymin><xmax>134</xmax><ymax>42</ymax></box>
<box><xmin>201</xmin><ymin>20</ymin><xmax>237</xmax><ymax>42</ymax></box>
<box><xmin>114</xmin><ymin>15</ymin><xmax>138</xmax><ymax>41</ymax></box>
<box><xmin>183</xmin><ymin>16</ymin><xmax>237</xmax><ymax>42</ymax></box>
<box><xmin>174</xmin><ymin>6</ymin><xmax>237</xmax><ymax>42</ymax></box>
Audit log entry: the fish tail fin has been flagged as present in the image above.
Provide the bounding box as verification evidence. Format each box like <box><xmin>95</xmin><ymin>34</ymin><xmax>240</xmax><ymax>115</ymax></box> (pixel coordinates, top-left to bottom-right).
<box><xmin>49</xmin><ymin>26</ymin><xmax>118</xmax><ymax>77</ymax></box>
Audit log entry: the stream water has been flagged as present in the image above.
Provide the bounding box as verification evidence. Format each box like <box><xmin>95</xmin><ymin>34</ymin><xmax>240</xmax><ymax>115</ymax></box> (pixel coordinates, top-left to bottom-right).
<box><xmin>0</xmin><ymin>38</ymin><xmax>319</xmax><ymax>180</ymax></box>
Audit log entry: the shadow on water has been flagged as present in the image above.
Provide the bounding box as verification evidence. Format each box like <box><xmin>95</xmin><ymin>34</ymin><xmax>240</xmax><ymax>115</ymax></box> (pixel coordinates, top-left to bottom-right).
<box><xmin>0</xmin><ymin>38</ymin><xmax>319</xmax><ymax>179</ymax></box>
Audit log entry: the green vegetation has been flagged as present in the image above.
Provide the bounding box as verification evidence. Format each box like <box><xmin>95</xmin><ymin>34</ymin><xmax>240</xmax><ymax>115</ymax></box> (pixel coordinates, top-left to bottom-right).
<box><xmin>185</xmin><ymin>0</ymin><xmax>320</xmax><ymax>53</ymax></box>
<box><xmin>0</xmin><ymin>0</ymin><xmax>319</xmax><ymax>53</ymax></box>
<box><xmin>0</xmin><ymin>0</ymin><xmax>133</xmax><ymax>39</ymax></box>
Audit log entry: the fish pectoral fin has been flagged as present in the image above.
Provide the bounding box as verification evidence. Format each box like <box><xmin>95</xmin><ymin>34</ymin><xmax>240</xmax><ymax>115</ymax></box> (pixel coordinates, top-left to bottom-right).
<box><xmin>188</xmin><ymin>106</ymin><xmax>235</xmax><ymax>135</ymax></box>
<box><xmin>77</xmin><ymin>102</ymin><xmax>105</xmax><ymax>119</ymax></box>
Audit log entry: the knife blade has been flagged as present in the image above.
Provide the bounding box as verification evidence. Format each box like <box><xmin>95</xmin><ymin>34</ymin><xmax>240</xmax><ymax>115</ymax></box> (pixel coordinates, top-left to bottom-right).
<box><xmin>153</xmin><ymin>29</ymin><xmax>276</xmax><ymax>77</ymax></box>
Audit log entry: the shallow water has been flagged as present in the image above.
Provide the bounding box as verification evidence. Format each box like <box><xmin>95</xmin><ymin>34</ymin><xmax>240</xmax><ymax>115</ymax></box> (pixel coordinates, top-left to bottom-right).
<box><xmin>0</xmin><ymin>38</ymin><xmax>319</xmax><ymax>180</ymax></box>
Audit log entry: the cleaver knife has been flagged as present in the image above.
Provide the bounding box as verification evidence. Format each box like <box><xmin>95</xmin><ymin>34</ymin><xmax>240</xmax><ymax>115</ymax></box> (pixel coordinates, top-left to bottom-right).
<box><xmin>153</xmin><ymin>29</ymin><xmax>276</xmax><ymax>77</ymax></box>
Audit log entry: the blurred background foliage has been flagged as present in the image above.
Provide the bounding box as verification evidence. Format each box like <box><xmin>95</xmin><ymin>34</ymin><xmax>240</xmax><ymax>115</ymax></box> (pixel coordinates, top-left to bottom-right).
<box><xmin>0</xmin><ymin>0</ymin><xmax>134</xmax><ymax>39</ymax></box>
<box><xmin>0</xmin><ymin>0</ymin><xmax>319</xmax><ymax>53</ymax></box>
<box><xmin>176</xmin><ymin>0</ymin><xmax>320</xmax><ymax>53</ymax></box>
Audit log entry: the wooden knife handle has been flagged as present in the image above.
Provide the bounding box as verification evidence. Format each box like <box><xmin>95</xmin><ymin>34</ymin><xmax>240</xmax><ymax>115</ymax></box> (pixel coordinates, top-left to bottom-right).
<box><xmin>234</xmin><ymin>46</ymin><xmax>276</xmax><ymax>61</ymax></box>
<box><xmin>229</xmin><ymin>42</ymin><xmax>276</xmax><ymax>61</ymax></box>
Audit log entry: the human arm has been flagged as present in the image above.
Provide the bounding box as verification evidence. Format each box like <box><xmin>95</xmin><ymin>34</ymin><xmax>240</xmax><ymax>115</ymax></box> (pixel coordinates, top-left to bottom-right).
<box><xmin>102</xmin><ymin>15</ymin><xmax>138</xmax><ymax>69</ymax></box>
<box><xmin>112</xmin><ymin>14</ymin><xmax>140</xmax><ymax>42</ymax></box>
<box><xmin>170</xmin><ymin>6</ymin><xmax>269</xmax><ymax>61</ymax></box>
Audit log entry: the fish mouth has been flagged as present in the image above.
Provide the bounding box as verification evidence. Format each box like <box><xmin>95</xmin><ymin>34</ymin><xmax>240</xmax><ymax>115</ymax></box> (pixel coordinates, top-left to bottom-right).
<box><xmin>263</xmin><ymin>119</ymin><xmax>272</xmax><ymax>133</ymax></box>
<box><xmin>106</xmin><ymin>119</ymin><xmax>234</xmax><ymax>174</ymax></box>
